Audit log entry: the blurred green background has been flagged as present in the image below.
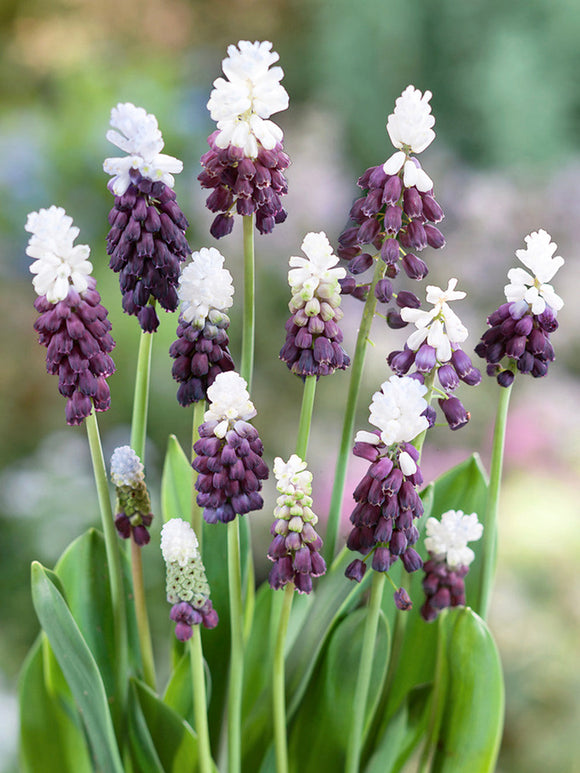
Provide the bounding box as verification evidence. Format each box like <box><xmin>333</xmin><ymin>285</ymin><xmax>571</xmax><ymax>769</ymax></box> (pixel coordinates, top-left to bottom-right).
<box><xmin>1</xmin><ymin>0</ymin><xmax>579</xmax><ymax>771</ymax></box>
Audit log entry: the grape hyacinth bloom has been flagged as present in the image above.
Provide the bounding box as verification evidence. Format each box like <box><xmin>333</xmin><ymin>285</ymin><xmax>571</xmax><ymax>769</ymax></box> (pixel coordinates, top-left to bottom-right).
<box><xmin>345</xmin><ymin>376</ymin><xmax>430</xmax><ymax>594</ymax></box>
<box><xmin>110</xmin><ymin>446</ymin><xmax>153</xmax><ymax>546</ymax></box>
<box><xmin>161</xmin><ymin>518</ymin><xmax>218</xmax><ymax>640</ymax></box>
<box><xmin>192</xmin><ymin>371</ymin><xmax>269</xmax><ymax>523</ymax></box>
<box><xmin>199</xmin><ymin>40</ymin><xmax>290</xmax><ymax>237</ymax></box>
<box><xmin>26</xmin><ymin>206</ymin><xmax>115</xmax><ymax>426</ymax></box>
<box><xmin>104</xmin><ymin>103</ymin><xmax>191</xmax><ymax>332</ymax></box>
<box><xmin>338</xmin><ymin>86</ymin><xmax>445</xmax><ymax>320</ymax></box>
<box><xmin>280</xmin><ymin>232</ymin><xmax>350</xmax><ymax>378</ymax></box>
<box><xmin>421</xmin><ymin>510</ymin><xmax>483</xmax><ymax>622</ymax></box>
<box><xmin>169</xmin><ymin>247</ymin><xmax>235</xmax><ymax>405</ymax></box>
<box><xmin>388</xmin><ymin>279</ymin><xmax>481</xmax><ymax>430</ymax></box>
<box><xmin>267</xmin><ymin>455</ymin><xmax>326</xmax><ymax>594</ymax></box>
<box><xmin>475</xmin><ymin>230</ymin><xmax>564</xmax><ymax>386</ymax></box>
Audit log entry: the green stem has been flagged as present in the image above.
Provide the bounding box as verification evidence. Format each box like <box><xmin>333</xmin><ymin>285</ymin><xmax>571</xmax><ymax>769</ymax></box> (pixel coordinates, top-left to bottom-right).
<box><xmin>85</xmin><ymin>411</ymin><xmax>127</xmax><ymax>727</ymax></box>
<box><xmin>130</xmin><ymin>539</ymin><xmax>156</xmax><ymax>690</ymax></box>
<box><xmin>190</xmin><ymin>627</ymin><xmax>214</xmax><ymax>773</ymax></box>
<box><xmin>477</xmin><ymin>377</ymin><xmax>514</xmax><ymax>619</ymax></box>
<box><xmin>273</xmin><ymin>584</ymin><xmax>294</xmax><ymax>773</ymax></box>
<box><xmin>191</xmin><ymin>400</ymin><xmax>205</xmax><ymax>548</ymax></box>
<box><xmin>345</xmin><ymin>571</ymin><xmax>386</xmax><ymax>773</ymax></box>
<box><xmin>130</xmin><ymin>324</ymin><xmax>154</xmax><ymax>463</ymax></box>
<box><xmin>227</xmin><ymin>519</ymin><xmax>243</xmax><ymax>773</ymax></box>
<box><xmin>296</xmin><ymin>375</ymin><xmax>317</xmax><ymax>459</ymax></box>
<box><xmin>417</xmin><ymin>615</ymin><xmax>447</xmax><ymax>773</ymax></box>
<box><xmin>240</xmin><ymin>214</ymin><xmax>255</xmax><ymax>388</ymax></box>
<box><xmin>325</xmin><ymin>257</ymin><xmax>386</xmax><ymax>563</ymax></box>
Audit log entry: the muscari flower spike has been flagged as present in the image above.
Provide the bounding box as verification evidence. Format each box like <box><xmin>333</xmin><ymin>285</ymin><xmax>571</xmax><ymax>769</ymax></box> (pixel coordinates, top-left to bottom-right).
<box><xmin>192</xmin><ymin>371</ymin><xmax>269</xmax><ymax>524</ymax></box>
<box><xmin>110</xmin><ymin>446</ymin><xmax>153</xmax><ymax>546</ymax></box>
<box><xmin>26</xmin><ymin>206</ymin><xmax>115</xmax><ymax>426</ymax></box>
<box><xmin>104</xmin><ymin>102</ymin><xmax>191</xmax><ymax>332</ymax></box>
<box><xmin>161</xmin><ymin>518</ymin><xmax>218</xmax><ymax>640</ymax></box>
<box><xmin>388</xmin><ymin>279</ymin><xmax>481</xmax><ymax>431</ymax></box>
<box><xmin>345</xmin><ymin>376</ymin><xmax>430</xmax><ymax>602</ymax></box>
<box><xmin>267</xmin><ymin>455</ymin><xmax>326</xmax><ymax>594</ymax></box>
<box><xmin>338</xmin><ymin>85</ymin><xmax>445</xmax><ymax>324</ymax></box>
<box><xmin>169</xmin><ymin>247</ymin><xmax>235</xmax><ymax>405</ymax></box>
<box><xmin>475</xmin><ymin>229</ymin><xmax>564</xmax><ymax>387</ymax></box>
<box><xmin>199</xmin><ymin>40</ymin><xmax>290</xmax><ymax>237</ymax></box>
<box><xmin>421</xmin><ymin>509</ymin><xmax>483</xmax><ymax>622</ymax></box>
<box><xmin>280</xmin><ymin>232</ymin><xmax>350</xmax><ymax>378</ymax></box>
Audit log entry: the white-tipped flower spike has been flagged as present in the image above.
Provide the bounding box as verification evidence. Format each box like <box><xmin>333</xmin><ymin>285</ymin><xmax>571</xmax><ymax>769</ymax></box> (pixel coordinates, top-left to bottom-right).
<box><xmin>355</xmin><ymin>375</ymin><xmax>429</xmax><ymax>447</ymax></box>
<box><xmin>26</xmin><ymin>206</ymin><xmax>93</xmax><ymax>303</ymax></box>
<box><xmin>207</xmin><ymin>40</ymin><xmax>289</xmax><ymax>158</ymax></box>
<box><xmin>288</xmin><ymin>232</ymin><xmax>346</xmax><ymax>303</ymax></box>
<box><xmin>273</xmin><ymin>454</ymin><xmax>313</xmax><ymax>496</ymax></box>
<box><xmin>178</xmin><ymin>247</ymin><xmax>235</xmax><ymax>327</ymax></box>
<box><xmin>424</xmin><ymin>509</ymin><xmax>483</xmax><ymax>568</ymax></box>
<box><xmin>504</xmin><ymin>229</ymin><xmax>564</xmax><ymax>315</ymax></box>
<box><xmin>204</xmin><ymin>371</ymin><xmax>257</xmax><ymax>438</ymax></box>
<box><xmin>161</xmin><ymin>518</ymin><xmax>200</xmax><ymax>568</ymax></box>
<box><xmin>401</xmin><ymin>278</ymin><xmax>469</xmax><ymax>362</ymax></box>
<box><xmin>103</xmin><ymin>103</ymin><xmax>184</xmax><ymax>196</ymax></box>
<box><xmin>110</xmin><ymin>446</ymin><xmax>145</xmax><ymax>488</ymax></box>
<box><xmin>383</xmin><ymin>86</ymin><xmax>435</xmax><ymax>192</ymax></box>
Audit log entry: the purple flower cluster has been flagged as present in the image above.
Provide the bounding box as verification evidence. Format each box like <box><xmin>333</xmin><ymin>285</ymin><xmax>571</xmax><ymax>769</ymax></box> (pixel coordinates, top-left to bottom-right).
<box><xmin>337</xmin><ymin>162</ymin><xmax>444</xmax><ymax>318</ymax></box>
<box><xmin>114</xmin><ymin>511</ymin><xmax>153</xmax><ymax>546</ymax></box>
<box><xmin>475</xmin><ymin>302</ymin><xmax>558</xmax><ymax>387</ymax></box>
<box><xmin>280</xmin><ymin>308</ymin><xmax>350</xmax><ymax>378</ymax></box>
<box><xmin>199</xmin><ymin>131</ymin><xmax>289</xmax><ymax>238</ymax></box>
<box><xmin>170</xmin><ymin>599</ymin><xmax>218</xmax><ymax>641</ymax></box>
<box><xmin>169</xmin><ymin>313</ymin><xmax>235</xmax><ymax>406</ymax></box>
<box><xmin>192</xmin><ymin>420</ymin><xmax>269</xmax><ymax>523</ymax></box>
<box><xmin>420</xmin><ymin>560</ymin><xmax>468</xmax><ymax>622</ymax></box>
<box><xmin>344</xmin><ymin>435</ymin><xmax>424</xmax><ymax>583</ymax></box>
<box><xmin>33</xmin><ymin>278</ymin><xmax>115</xmax><ymax>426</ymax></box>
<box><xmin>268</xmin><ymin>520</ymin><xmax>326</xmax><ymax>595</ymax></box>
<box><xmin>106</xmin><ymin>169</ymin><xmax>191</xmax><ymax>332</ymax></box>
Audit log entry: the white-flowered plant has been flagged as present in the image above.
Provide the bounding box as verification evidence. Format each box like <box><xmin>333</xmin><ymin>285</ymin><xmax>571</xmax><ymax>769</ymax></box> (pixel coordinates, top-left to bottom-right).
<box><xmin>161</xmin><ymin>518</ymin><xmax>211</xmax><ymax>607</ymax></box>
<box><xmin>355</xmin><ymin>375</ymin><xmax>429</xmax><ymax>447</ymax></box>
<box><xmin>288</xmin><ymin>232</ymin><xmax>346</xmax><ymax>306</ymax></box>
<box><xmin>401</xmin><ymin>278</ymin><xmax>469</xmax><ymax>362</ymax></box>
<box><xmin>383</xmin><ymin>85</ymin><xmax>435</xmax><ymax>192</ymax></box>
<box><xmin>504</xmin><ymin>229</ymin><xmax>564</xmax><ymax>315</ymax></box>
<box><xmin>204</xmin><ymin>371</ymin><xmax>257</xmax><ymax>437</ymax></box>
<box><xmin>207</xmin><ymin>40</ymin><xmax>289</xmax><ymax>158</ymax></box>
<box><xmin>110</xmin><ymin>446</ymin><xmax>145</xmax><ymax>488</ymax></box>
<box><xmin>161</xmin><ymin>518</ymin><xmax>200</xmax><ymax>567</ymax></box>
<box><xmin>103</xmin><ymin>102</ymin><xmax>184</xmax><ymax>196</ymax></box>
<box><xmin>178</xmin><ymin>247</ymin><xmax>234</xmax><ymax>327</ymax></box>
<box><xmin>424</xmin><ymin>509</ymin><xmax>483</xmax><ymax>568</ymax></box>
<box><xmin>26</xmin><ymin>206</ymin><xmax>93</xmax><ymax>303</ymax></box>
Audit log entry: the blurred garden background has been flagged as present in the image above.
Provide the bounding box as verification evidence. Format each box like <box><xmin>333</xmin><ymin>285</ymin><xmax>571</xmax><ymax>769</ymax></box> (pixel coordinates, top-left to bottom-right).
<box><xmin>1</xmin><ymin>0</ymin><xmax>580</xmax><ymax>770</ymax></box>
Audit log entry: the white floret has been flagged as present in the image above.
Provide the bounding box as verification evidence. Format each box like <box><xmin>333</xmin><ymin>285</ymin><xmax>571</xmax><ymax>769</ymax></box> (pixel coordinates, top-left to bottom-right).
<box><xmin>178</xmin><ymin>247</ymin><xmax>234</xmax><ymax>326</ymax></box>
<box><xmin>204</xmin><ymin>371</ymin><xmax>257</xmax><ymax>438</ymax></box>
<box><xmin>424</xmin><ymin>509</ymin><xmax>483</xmax><ymax>568</ymax></box>
<box><xmin>367</xmin><ymin>375</ymin><xmax>429</xmax><ymax>446</ymax></box>
<box><xmin>161</xmin><ymin>518</ymin><xmax>200</xmax><ymax>567</ymax></box>
<box><xmin>110</xmin><ymin>446</ymin><xmax>144</xmax><ymax>488</ymax></box>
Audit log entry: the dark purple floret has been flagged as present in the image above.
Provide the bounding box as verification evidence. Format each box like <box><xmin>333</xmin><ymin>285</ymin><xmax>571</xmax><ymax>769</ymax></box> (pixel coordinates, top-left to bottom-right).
<box><xmin>106</xmin><ymin>169</ymin><xmax>191</xmax><ymax>332</ymax></box>
<box><xmin>33</xmin><ymin>278</ymin><xmax>115</xmax><ymax>426</ymax></box>
<box><xmin>192</xmin><ymin>421</ymin><xmax>269</xmax><ymax>523</ymax></box>
<box><xmin>420</xmin><ymin>559</ymin><xmax>469</xmax><ymax>622</ymax></box>
<box><xmin>169</xmin><ymin>313</ymin><xmax>235</xmax><ymax>406</ymax></box>
<box><xmin>199</xmin><ymin>131</ymin><xmax>289</xmax><ymax>237</ymax></box>
<box><xmin>169</xmin><ymin>598</ymin><xmax>219</xmax><ymax>640</ymax></box>
<box><xmin>280</xmin><ymin>307</ymin><xmax>350</xmax><ymax>380</ymax></box>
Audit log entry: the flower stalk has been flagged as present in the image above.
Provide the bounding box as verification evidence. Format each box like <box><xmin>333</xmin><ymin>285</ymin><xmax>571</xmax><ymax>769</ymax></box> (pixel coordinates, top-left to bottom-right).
<box><xmin>273</xmin><ymin>583</ymin><xmax>294</xmax><ymax>773</ymax></box>
<box><xmin>190</xmin><ymin>627</ymin><xmax>214</xmax><ymax>773</ymax></box>
<box><xmin>130</xmin><ymin>539</ymin><xmax>156</xmax><ymax>690</ymax></box>
<box><xmin>130</xmin><ymin>320</ymin><xmax>154</xmax><ymax>462</ymax></box>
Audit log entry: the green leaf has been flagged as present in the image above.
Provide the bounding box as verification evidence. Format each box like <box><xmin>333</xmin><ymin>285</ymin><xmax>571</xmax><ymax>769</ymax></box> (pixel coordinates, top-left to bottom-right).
<box><xmin>287</xmin><ymin>606</ymin><xmax>390</xmax><ymax>772</ymax></box>
<box><xmin>161</xmin><ymin>434</ymin><xmax>194</xmax><ymax>523</ymax></box>
<box><xmin>430</xmin><ymin>608</ymin><xmax>504</xmax><ymax>773</ymax></box>
<box><xmin>19</xmin><ymin>637</ymin><xmax>93</xmax><ymax>773</ymax></box>
<box><xmin>31</xmin><ymin>561</ymin><xmax>124</xmax><ymax>773</ymax></box>
<box><xmin>130</xmin><ymin>678</ymin><xmax>201</xmax><ymax>773</ymax></box>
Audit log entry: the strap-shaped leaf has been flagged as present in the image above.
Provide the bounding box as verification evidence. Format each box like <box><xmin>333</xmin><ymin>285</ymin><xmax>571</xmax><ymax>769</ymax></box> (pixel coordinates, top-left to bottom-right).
<box><xmin>19</xmin><ymin>637</ymin><xmax>93</xmax><ymax>773</ymax></box>
<box><xmin>31</xmin><ymin>561</ymin><xmax>124</xmax><ymax>773</ymax></box>
<box><xmin>430</xmin><ymin>607</ymin><xmax>504</xmax><ymax>772</ymax></box>
<box><xmin>161</xmin><ymin>434</ymin><xmax>194</xmax><ymax>523</ymax></box>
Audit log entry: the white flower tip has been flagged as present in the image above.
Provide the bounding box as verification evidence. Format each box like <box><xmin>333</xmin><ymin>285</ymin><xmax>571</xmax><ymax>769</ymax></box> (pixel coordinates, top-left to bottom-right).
<box><xmin>205</xmin><ymin>371</ymin><xmax>257</xmax><ymax>431</ymax></box>
<box><xmin>178</xmin><ymin>247</ymin><xmax>234</xmax><ymax>325</ymax></box>
<box><xmin>368</xmin><ymin>375</ymin><xmax>429</xmax><ymax>446</ymax></box>
<box><xmin>386</xmin><ymin>85</ymin><xmax>436</xmax><ymax>155</ymax></box>
<box><xmin>161</xmin><ymin>518</ymin><xmax>199</xmax><ymax>566</ymax></box>
<box><xmin>110</xmin><ymin>445</ymin><xmax>144</xmax><ymax>487</ymax></box>
<box><xmin>424</xmin><ymin>509</ymin><xmax>483</xmax><ymax>567</ymax></box>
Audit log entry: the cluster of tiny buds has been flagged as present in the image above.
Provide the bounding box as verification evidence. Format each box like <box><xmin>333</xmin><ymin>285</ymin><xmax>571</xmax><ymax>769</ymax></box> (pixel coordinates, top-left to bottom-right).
<box><xmin>110</xmin><ymin>446</ymin><xmax>153</xmax><ymax>546</ymax></box>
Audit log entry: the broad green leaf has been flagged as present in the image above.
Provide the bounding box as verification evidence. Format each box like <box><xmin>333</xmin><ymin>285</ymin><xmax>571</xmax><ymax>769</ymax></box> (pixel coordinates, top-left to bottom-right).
<box><xmin>130</xmin><ymin>678</ymin><xmax>202</xmax><ymax>773</ymax></box>
<box><xmin>365</xmin><ymin>685</ymin><xmax>432</xmax><ymax>773</ymax></box>
<box><xmin>287</xmin><ymin>607</ymin><xmax>390</xmax><ymax>772</ymax></box>
<box><xmin>161</xmin><ymin>434</ymin><xmax>194</xmax><ymax>523</ymax></box>
<box><xmin>128</xmin><ymin>681</ymin><xmax>165</xmax><ymax>773</ymax></box>
<box><xmin>163</xmin><ymin>651</ymin><xmax>194</xmax><ymax>727</ymax></box>
<box><xmin>19</xmin><ymin>637</ymin><xmax>93</xmax><ymax>773</ymax></box>
<box><xmin>31</xmin><ymin>562</ymin><xmax>124</xmax><ymax>773</ymax></box>
<box><xmin>430</xmin><ymin>607</ymin><xmax>504</xmax><ymax>773</ymax></box>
